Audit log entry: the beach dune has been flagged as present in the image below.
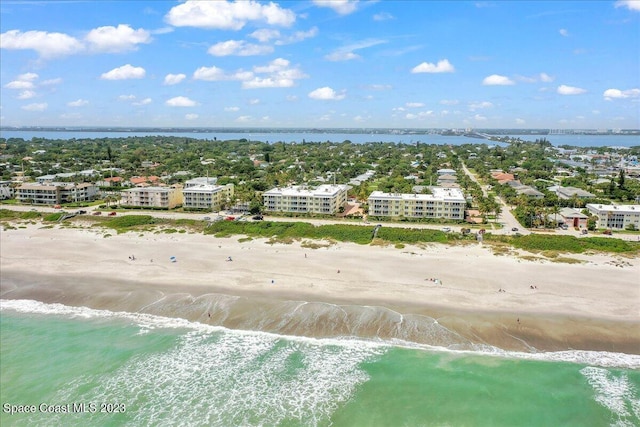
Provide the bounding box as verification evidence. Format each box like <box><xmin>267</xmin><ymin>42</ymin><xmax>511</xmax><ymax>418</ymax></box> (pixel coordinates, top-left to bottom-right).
<box><xmin>1</xmin><ymin>225</ymin><xmax>639</xmax><ymax>354</ymax></box>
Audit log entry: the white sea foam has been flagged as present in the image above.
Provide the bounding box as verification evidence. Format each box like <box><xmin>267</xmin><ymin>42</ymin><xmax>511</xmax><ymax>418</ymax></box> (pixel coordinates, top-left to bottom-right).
<box><xmin>2</xmin><ymin>299</ymin><xmax>640</xmax><ymax>369</ymax></box>
<box><xmin>580</xmin><ymin>366</ymin><xmax>640</xmax><ymax>427</ymax></box>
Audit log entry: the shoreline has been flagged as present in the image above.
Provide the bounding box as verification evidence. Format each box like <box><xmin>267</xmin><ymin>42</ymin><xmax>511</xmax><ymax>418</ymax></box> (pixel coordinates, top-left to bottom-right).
<box><xmin>1</xmin><ymin>224</ymin><xmax>639</xmax><ymax>355</ymax></box>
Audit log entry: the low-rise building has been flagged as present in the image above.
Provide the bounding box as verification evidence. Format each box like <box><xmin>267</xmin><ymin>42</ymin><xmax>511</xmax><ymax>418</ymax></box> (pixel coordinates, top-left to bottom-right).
<box><xmin>556</xmin><ymin>207</ymin><xmax>588</xmax><ymax>228</ymax></box>
<box><xmin>182</xmin><ymin>178</ymin><xmax>234</xmax><ymax>211</ymax></box>
<box><xmin>263</xmin><ymin>184</ymin><xmax>350</xmax><ymax>214</ymax></box>
<box><xmin>556</xmin><ymin>186</ymin><xmax>595</xmax><ymax>200</ymax></box>
<box><xmin>368</xmin><ymin>187</ymin><xmax>466</xmax><ymax>220</ymax></box>
<box><xmin>0</xmin><ymin>180</ymin><xmax>14</xmax><ymax>200</ymax></box>
<box><xmin>16</xmin><ymin>182</ymin><xmax>98</xmax><ymax>205</ymax></box>
<box><xmin>586</xmin><ymin>204</ymin><xmax>640</xmax><ymax>230</ymax></box>
<box><xmin>120</xmin><ymin>186</ymin><xmax>182</xmax><ymax>209</ymax></box>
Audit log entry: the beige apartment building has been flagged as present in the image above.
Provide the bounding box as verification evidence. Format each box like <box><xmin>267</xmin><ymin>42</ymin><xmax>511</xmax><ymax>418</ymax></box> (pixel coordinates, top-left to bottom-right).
<box><xmin>120</xmin><ymin>186</ymin><xmax>182</xmax><ymax>209</ymax></box>
<box><xmin>182</xmin><ymin>177</ymin><xmax>234</xmax><ymax>211</ymax></box>
<box><xmin>263</xmin><ymin>184</ymin><xmax>350</xmax><ymax>214</ymax></box>
<box><xmin>368</xmin><ymin>187</ymin><xmax>466</xmax><ymax>220</ymax></box>
<box><xmin>586</xmin><ymin>204</ymin><xmax>640</xmax><ymax>230</ymax></box>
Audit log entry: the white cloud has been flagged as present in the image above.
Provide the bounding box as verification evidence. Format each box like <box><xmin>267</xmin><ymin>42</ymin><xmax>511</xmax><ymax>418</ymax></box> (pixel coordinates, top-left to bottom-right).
<box><xmin>243</xmin><ymin>58</ymin><xmax>307</xmax><ymax>88</ymax></box>
<box><xmin>118</xmin><ymin>94</ymin><xmax>136</xmax><ymax>101</ymax></box>
<box><xmin>68</xmin><ymin>99</ymin><xmax>89</xmax><ymax>107</ymax></box>
<box><xmin>313</xmin><ymin>0</ymin><xmax>359</xmax><ymax>15</ymax></box>
<box><xmin>101</xmin><ymin>64</ymin><xmax>146</xmax><ymax>80</ymax></box>
<box><xmin>603</xmin><ymin>88</ymin><xmax>640</xmax><ymax>100</ymax></box>
<box><xmin>325</xmin><ymin>51</ymin><xmax>360</xmax><ymax>61</ymax></box>
<box><xmin>411</xmin><ymin>59</ymin><xmax>455</xmax><ymax>73</ymax></box>
<box><xmin>41</xmin><ymin>78</ymin><xmax>62</xmax><ymax>86</ymax></box>
<box><xmin>249</xmin><ymin>29</ymin><xmax>281</xmax><ymax>43</ymax></box>
<box><xmin>225</xmin><ymin>106</ymin><xmax>240</xmax><ymax>112</ymax></box>
<box><xmin>17</xmin><ymin>90</ymin><xmax>36</xmax><ymax>99</ymax></box>
<box><xmin>373</xmin><ymin>12</ymin><xmax>395</xmax><ymax>21</ymax></box>
<box><xmin>236</xmin><ymin>115</ymin><xmax>252</xmax><ymax>123</ymax></box>
<box><xmin>615</xmin><ymin>1</ymin><xmax>640</xmax><ymax>11</ymax></box>
<box><xmin>208</xmin><ymin>40</ymin><xmax>273</xmax><ymax>56</ymax></box>
<box><xmin>405</xmin><ymin>111</ymin><xmax>434</xmax><ymax>120</ymax></box>
<box><xmin>185</xmin><ymin>113</ymin><xmax>199</xmax><ymax>120</ymax></box>
<box><xmin>440</xmin><ymin>99</ymin><xmax>459</xmax><ymax>105</ymax></box>
<box><xmin>275</xmin><ymin>27</ymin><xmax>318</xmax><ymax>45</ymax></box>
<box><xmin>540</xmin><ymin>73</ymin><xmax>554</xmax><ymax>82</ymax></box>
<box><xmin>406</xmin><ymin>102</ymin><xmax>425</xmax><ymax>108</ymax></box>
<box><xmin>133</xmin><ymin>98</ymin><xmax>152</xmax><ymax>106</ymax></box>
<box><xmin>308</xmin><ymin>86</ymin><xmax>346</xmax><ymax>100</ymax></box>
<box><xmin>325</xmin><ymin>38</ymin><xmax>386</xmax><ymax>62</ymax></box>
<box><xmin>193</xmin><ymin>66</ymin><xmax>228</xmax><ymax>81</ymax></box>
<box><xmin>469</xmin><ymin>101</ymin><xmax>493</xmax><ymax>110</ymax></box>
<box><xmin>557</xmin><ymin>84</ymin><xmax>586</xmax><ymax>95</ymax></box>
<box><xmin>248</xmin><ymin>99</ymin><xmax>260</xmax><ymax>105</ymax></box>
<box><xmin>559</xmin><ymin>28</ymin><xmax>569</xmax><ymax>37</ymax></box>
<box><xmin>166</xmin><ymin>96</ymin><xmax>197</xmax><ymax>107</ymax></box>
<box><xmin>473</xmin><ymin>114</ymin><xmax>487</xmax><ymax>121</ymax></box>
<box><xmin>243</xmin><ymin>77</ymin><xmax>294</xmax><ymax>88</ymax></box>
<box><xmin>482</xmin><ymin>74</ymin><xmax>514</xmax><ymax>85</ymax></box>
<box><xmin>516</xmin><ymin>118</ymin><xmax>526</xmax><ymax>125</ymax></box>
<box><xmin>165</xmin><ymin>0</ymin><xmax>295</xmax><ymax>30</ymax></box>
<box><xmin>164</xmin><ymin>73</ymin><xmax>186</xmax><ymax>85</ymax></box>
<box><xmin>22</xmin><ymin>102</ymin><xmax>47</xmax><ymax>111</ymax></box>
<box><xmin>0</xmin><ymin>30</ymin><xmax>83</xmax><ymax>58</ymax></box>
<box><xmin>85</xmin><ymin>24</ymin><xmax>151</xmax><ymax>53</ymax></box>
<box><xmin>5</xmin><ymin>80</ymin><xmax>35</xmax><ymax>90</ymax></box>
<box><xmin>17</xmin><ymin>72</ymin><xmax>39</xmax><ymax>82</ymax></box>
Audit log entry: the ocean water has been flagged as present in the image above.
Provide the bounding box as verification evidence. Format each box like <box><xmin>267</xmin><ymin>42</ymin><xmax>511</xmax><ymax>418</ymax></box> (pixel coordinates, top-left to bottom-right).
<box><xmin>1</xmin><ymin>300</ymin><xmax>639</xmax><ymax>427</ymax></box>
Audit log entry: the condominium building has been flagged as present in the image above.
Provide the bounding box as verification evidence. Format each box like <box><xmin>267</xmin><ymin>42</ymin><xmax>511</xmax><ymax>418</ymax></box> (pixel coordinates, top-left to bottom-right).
<box><xmin>182</xmin><ymin>178</ymin><xmax>234</xmax><ymax>211</ymax></box>
<box><xmin>120</xmin><ymin>186</ymin><xmax>182</xmax><ymax>209</ymax></box>
<box><xmin>586</xmin><ymin>204</ymin><xmax>640</xmax><ymax>230</ymax></box>
<box><xmin>368</xmin><ymin>187</ymin><xmax>466</xmax><ymax>220</ymax></box>
<box><xmin>16</xmin><ymin>182</ymin><xmax>97</xmax><ymax>205</ymax></box>
<box><xmin>263</xmin><ymin>184</ymin><xmax>350</xmax><ymax>214</ymax></box>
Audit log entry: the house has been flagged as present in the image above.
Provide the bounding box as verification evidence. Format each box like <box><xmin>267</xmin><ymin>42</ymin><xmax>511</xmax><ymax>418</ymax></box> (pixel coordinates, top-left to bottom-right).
<box><xmin>557</xmin><ymin>208</ymin><xmax>588</xmax><ymax>228</ymax></box>
<box><xmin>586</xmin><ymin>204</ymin><xmax>640</xmax><ymax>230</ymax></box>
<box><xmin>96</xmin><ymin>177</ymin><xmax>124</xmax><ymax>187</ymax></box>
<box><xmin>129</xmin><ymin>176</ymin><xmax>161</xmax><ymax>187</ymax></box>
<box><xmin>368</xmin><ymin>187</ymin><xmax>466</xmax><ymax>220</ymax></box>
<box><xmin>556</xmin><ymin>186</ymin><xmax>596</xmax><ymax>200</ymax></box>
<box><xmin>436</xmin><ymin>168</ymin><xmax>456</xmax><ymax>176</ymax></box>
<box><xmin>263</xmin><ymin>184</ymin><xmax>350</xmax><ymax>214</ymax></box>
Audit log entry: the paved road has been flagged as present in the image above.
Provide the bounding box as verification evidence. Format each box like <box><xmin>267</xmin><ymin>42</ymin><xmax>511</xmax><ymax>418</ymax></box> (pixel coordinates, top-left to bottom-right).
<box><xmin>3</xmin><ymin>203</ymin><xmax>638</xmax><ymax>241</ymax></box>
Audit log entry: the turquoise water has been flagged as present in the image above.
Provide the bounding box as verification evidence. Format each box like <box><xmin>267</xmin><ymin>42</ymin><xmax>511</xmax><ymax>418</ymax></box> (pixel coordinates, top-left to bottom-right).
<box><xmin>1</xmin><ymin>300</ymin><xmax>639</xmax><ymax>427</ymax></box>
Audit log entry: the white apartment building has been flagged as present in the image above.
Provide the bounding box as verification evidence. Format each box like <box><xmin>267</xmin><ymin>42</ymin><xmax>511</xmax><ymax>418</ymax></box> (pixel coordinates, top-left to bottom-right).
<box><xmin>263</xmin><ymin>184</ymin><xmax>350</xmax><ymax>214</ymax></box>
<box><xmin>368</xmin><ymin>187</ymin><xmax>466</xmax><ymax>220</ymax></box>
<box><xmin>16</xmin><ymin>182</ymin><xmax>97</xmax><ymax>205</ymax></box>
<box><xmin>182</xmin><ymin>178</ymin><xmax>234</xmax><ymax>211</ymax></box>
<box><xmin>586</xmin><ymin>204</ymin><xmax>640</xmax><ymax>230</ymax></box>
<box><xmin>121</xmin><ymin>186</ymin><xmax>182</xmax><ymax>209</ymax></box>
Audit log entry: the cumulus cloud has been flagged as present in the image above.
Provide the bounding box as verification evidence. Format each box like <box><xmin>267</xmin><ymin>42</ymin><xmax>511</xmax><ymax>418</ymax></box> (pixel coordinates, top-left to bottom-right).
<box><xmin>5</xmin><ymin>80</ymin><xmax>35</xmax><ymax>90</ymax></box>
<box><xmin>17</xmin><ymin>90</ymin><xmax>36</xmax><ymax>99</ymax></box>
<box><xmin>540</xmin><ymin>72</ymin><xmax>554</xmax><ymax>82</ymax></box>
<box><xmin>557</xmin><ymin>84</ymin><xmax>586</xmax><ymax>95</ymax></box>
<box><xmin>603</xmin><ymin>88</ymin><xmax>640</xmax><ymax>100</ymax></box>
<box><xmin>0</xmin><ymin>30</ymin><xmax>83</xmax><ymax>58</ymax></box>
<box><xmin>225</xmin><ymin>106</ymin><xmax>240</xmax><ymax>112</ymax></box>
<box><xmin>469</xmin><ymin>101</ymin><xmax>493</xmax><ymax>110</ymax></box>
<box><xmin>164</xmin><ymin>73</ymin><xmax>186</xmax><ymax>85</ymax></box>
<box><xmin>101</xmin><ymin>64</ymin><xmax>146</xmax><ymax>80</ymax></box>
<box><xmin>22</xmin><ymin>102</ymin><xmax>47</xmax><ymax>111</ymax></box>
<box><xmin>132</xmin><ymin>98</ymin><xmax>152</xmax><ymax>106</ymax></box>
<box><xmin>373</xmin><ymin>12</ymin><xmax>395</xmax><ymax>21</ymax></box>
<box><xmin>165</xmin><ymin>0</ymin><xmax>295</xmax><ymax>30</ymax></box>
<box><xmin>208</xmin><ymin>40</ymin><xmax>273</xmax><ymax>56</ymax></box>
<box><xmin>482</xmin><ymin>74</ymin><xmax>514</xmax><ymax>85</ymax></box>
<box><xmin>313</xmin><ymin>0</ymin><xmax>359</xmax><ymax>15</ymax></box>
<box><xmin>193</xmin><ymin>66</ymin><xmax>228</xmax><ymax>81</ymax></box>
<box><xmin>68</xmin><ymin>99</ymin><xmax>89</xmax><ymax>107</ymax></box>
<box><xmin>185</xmin><ymin>113</ymin><xmax>199</xmax><ymax>120</ymax></box>
<box><xmin>406</xmin><ymin>102</ymin><xmax>425</xmax><ymax>108</ymax></box>
<box><xmin>411</xmin><ymin>59</ymin><xmax>455</xmax><ymax>73</ymax></box>
<box><xmin>440</xmin><ymin>99</ymin><xmax>459</xmax><ymax>105</ymax></box>
<box><xmin>165</xmin><ymin>96</ymin><xmax>197</xmax><ymax>107</ymax></box>
<box><xmin>276</xmin><ymin>27</ymin><xmax>318</xmax><ymax>45</ymax></box>
<box><xmin>242</xmin><ymin>58</ymin><xmax>307</xmax><ymax>88</ymax></box>
<box><xmin>308</xmin><ymin>86</ymin><xmax>346</xmax><ymax>100</ymax></box>
<box><xmin>249</xmin><ymin>29</ymin><xmax>281</xmax><ymax>43</ymax></box>
<box><xmin>85</xmin><ymin>24</ymin><xmax>151</xmax><ymax>53</ymax></box>
<box><xmin>615</xmin><ymin>1</ymin><xmax>640</xmax><ymax>11</ymax></box>
<box><xmin>559</xmin><ymin>28</ymin><xmax>569</xmax><ymax>37</ymax></box>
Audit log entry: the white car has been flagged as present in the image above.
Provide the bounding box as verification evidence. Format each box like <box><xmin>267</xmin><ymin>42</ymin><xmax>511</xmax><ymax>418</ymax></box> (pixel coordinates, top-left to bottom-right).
<box><xmin>441</xmin><ymin>227</ymin><xmax>451</xmax><ymax>233</ymax></box>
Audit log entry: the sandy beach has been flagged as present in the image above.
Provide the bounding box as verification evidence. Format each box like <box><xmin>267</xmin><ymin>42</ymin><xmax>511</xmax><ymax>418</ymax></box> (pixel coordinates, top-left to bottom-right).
<box><xmin>1</xmin><ymin>223</ymin><xmax>639</xmax><ymax>354</ymax></box>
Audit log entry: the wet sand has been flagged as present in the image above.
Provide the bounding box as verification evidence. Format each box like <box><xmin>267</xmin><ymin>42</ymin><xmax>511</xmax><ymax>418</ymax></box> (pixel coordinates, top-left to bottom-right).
<box><xmin>1</xmin><ymin>224</ymin><xmax>639</xmax><ymax>354</ymax></box>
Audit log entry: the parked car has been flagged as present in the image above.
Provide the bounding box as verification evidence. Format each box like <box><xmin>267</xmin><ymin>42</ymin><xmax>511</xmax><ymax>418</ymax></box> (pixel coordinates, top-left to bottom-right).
<box><xmin>441</xmin><ymin>227</ymin><xmax>451</xmax><ymax>233</ymax></box>
<box><xmin>602</xmin><ymin>229</ymin><xmax>611</xmax><ymax>235</ymax></box>
<box><xmin>108</xmin><ymin>211</ymin><xmax>117</xmax><ymax>216</ymax></box>
<box><xmin>54</xmin><ymin>204</ymin><xmax>61</xmax><ymax>209</ymax></box>
<box><xmin>77</xmin><ymin>210</ymin><xmax>87</xmax><ymax>214</ymax></box>
<box><xmin>225</xmin><ymin>216</ymin><xmax>235</xmax><ymax>221</ymax></box>
<box><xmin>511</xmin><ymin>227</ymin><xmax>519</xmax><ymax>232</ymax></box>
<box><xmin>92</xmin><ymin>211</ymin><xmax>102</xmax><ymax>216</ymax></box>
<box><xmin>252</xmin><ymin>215</ymin><xmax>263</xmax><ymax>220</ymax></box>
<box><xmin>203</xmin><ymin>216</ymin><xmax>211</xmax><ymax>221</ymax></box>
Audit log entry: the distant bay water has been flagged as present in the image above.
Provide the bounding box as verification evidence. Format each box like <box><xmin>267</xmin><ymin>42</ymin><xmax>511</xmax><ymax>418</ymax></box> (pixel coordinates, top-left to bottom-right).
<box><xmin>1</xmin><ymin>129</ymin><xmax>638</xmax><ymax>148</ymax></box>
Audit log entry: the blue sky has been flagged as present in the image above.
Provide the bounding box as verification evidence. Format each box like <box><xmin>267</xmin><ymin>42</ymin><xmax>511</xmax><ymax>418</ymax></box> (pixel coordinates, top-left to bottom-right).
<box><xmin>1</xmin><ymin>0</ymin><xmax>639</xmax><ymax>129</ymax></box>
